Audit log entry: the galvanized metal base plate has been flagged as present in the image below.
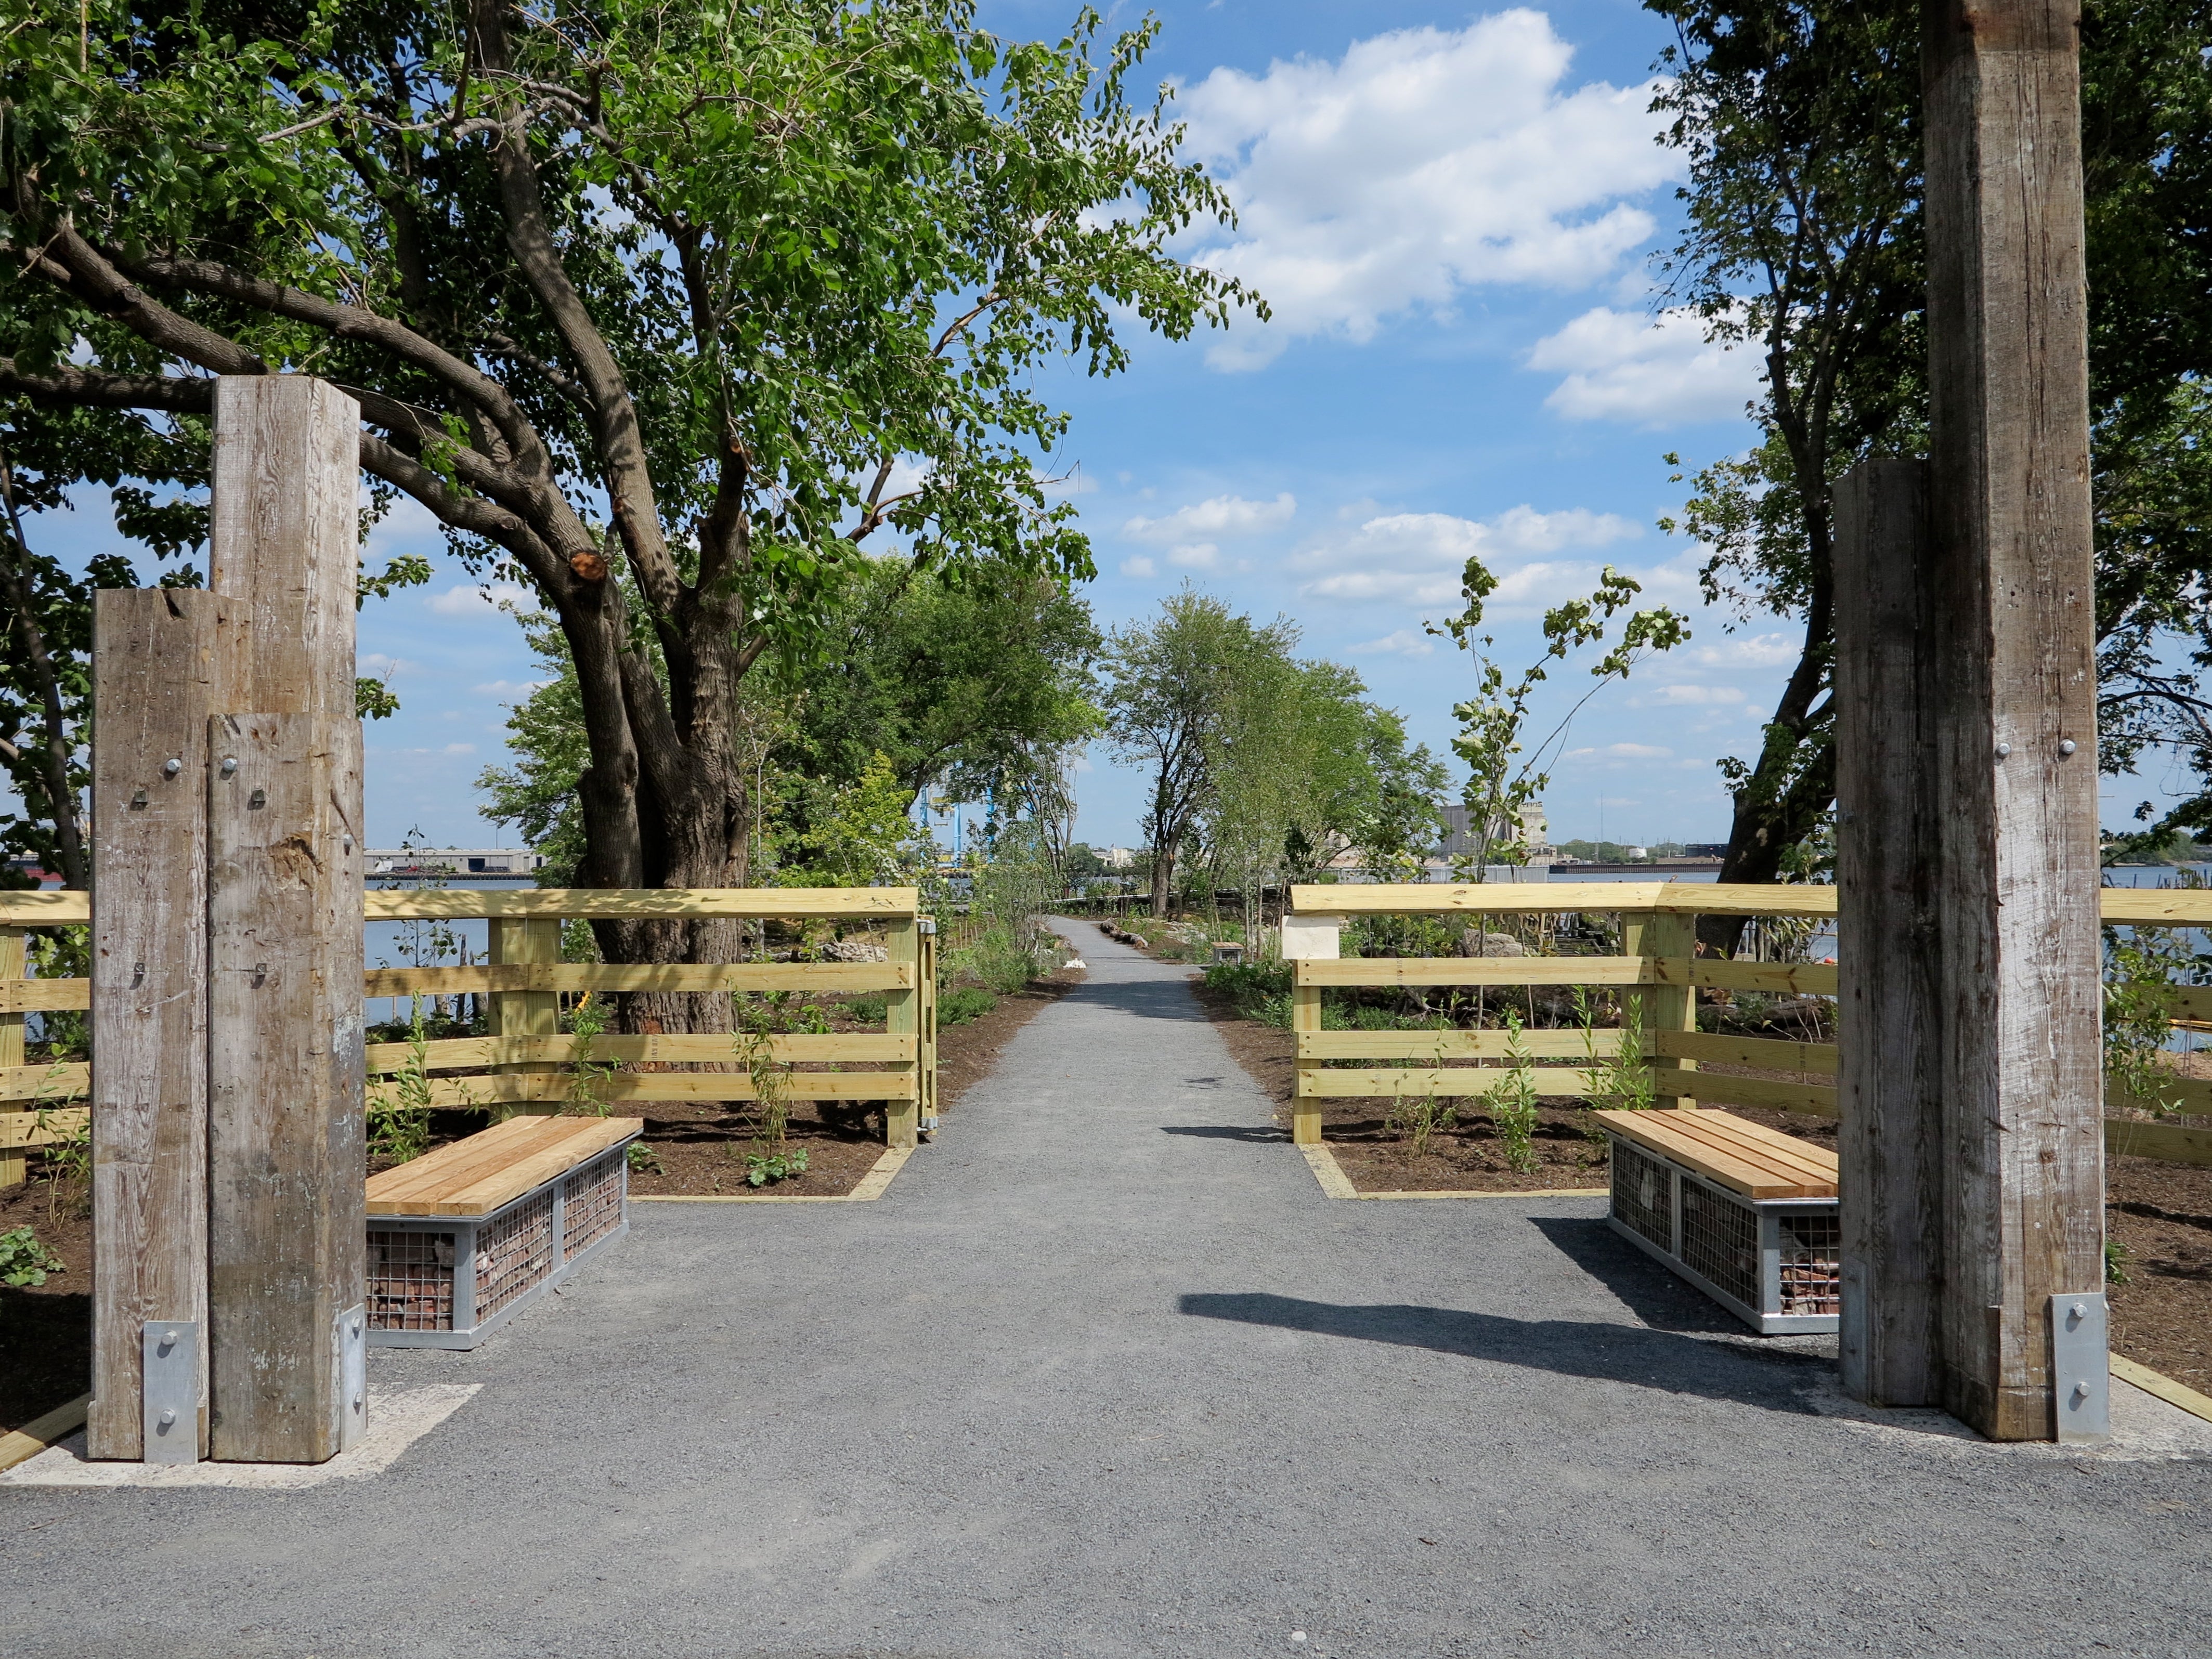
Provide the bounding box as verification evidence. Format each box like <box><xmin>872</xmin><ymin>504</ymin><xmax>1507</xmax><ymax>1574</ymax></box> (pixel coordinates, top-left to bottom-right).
<box><xmin>2051</xmin><ymin>1291</ymin><xmax>2111</xmax><ymax>1444</ymax></box>
<box><xmin>335</xmin><ymin>1301</ymin><xmax>368</xmax><ymax>1452</ymax></box>
<box><xmin>141</xmin><ymin>1320</ymin><xmax>200</xmax><ymax>1465</ymax></box>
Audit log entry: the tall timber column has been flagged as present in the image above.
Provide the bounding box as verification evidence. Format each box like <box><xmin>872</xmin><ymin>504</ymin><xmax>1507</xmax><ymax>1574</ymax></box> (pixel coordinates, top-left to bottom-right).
<box><xmin>205</xmin><ymin>376</ymin><xmax>369</xmax><ymax>1461</ymax></box>
<box><xmin>1923</xmin><ymin>0</ymin><xmax>2106</xmax><ymax>1440</ymax></box>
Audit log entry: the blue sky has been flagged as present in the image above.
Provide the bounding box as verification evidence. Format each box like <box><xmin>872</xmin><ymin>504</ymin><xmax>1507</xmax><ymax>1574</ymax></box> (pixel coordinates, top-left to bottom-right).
<box><xmin>17</xmin><ymin>4</ymin><xmax>2174</xmax><ymax>854</ymax></box>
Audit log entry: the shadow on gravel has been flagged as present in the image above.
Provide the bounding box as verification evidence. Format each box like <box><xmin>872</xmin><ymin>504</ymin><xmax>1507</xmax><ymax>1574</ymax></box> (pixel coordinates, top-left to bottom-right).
<box><xmin>1178</xmin><ymin>1291</ymin><xmax>1824</xmax><ymax>1412</ymax></box>
<box><xmin>1160</xmin><ymin>1125</ymin><xmax>1284</xmax><ymax>1143</ymax></box>
<box><xmin>1527</xmin><ymin>1215</ymin><xmax>1751</xmax><ymax>1337</ymax></box>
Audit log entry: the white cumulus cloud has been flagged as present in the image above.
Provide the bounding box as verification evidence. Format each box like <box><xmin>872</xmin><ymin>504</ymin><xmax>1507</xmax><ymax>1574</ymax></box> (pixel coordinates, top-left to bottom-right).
<box><xmin>1177</xmin><ymin>12</ymin><xmax>1678</xmax><ymax>369</ymax></box>
<box><xmin>1120</xmin><ymin>556</ymin><xmax>1158</xmax><ymax>579</ymax></box>
<box><xmin>1529</xmin><ymin>306</ymin><xmax>1763</xmax><ymax>425</ymax></box>
<box><xmin>1566</xmin><ymin>742</ymin><xmax>1674</xmax><ymax>760</ymax></box>
<box><xmin>1169</xmin><ymin>543</ymin><xmax>1220</xmax><ymax>568</ymax></box>
<box><xmin>1298</xmin><ymin>504</ymin><xmax>1643</xmax><ymax>607</ymax></box>
<box><xmin>1123</xmin><ymin>492</ymin><xmax>1296</xmax><ymax>543</ymax></box>
<box><xmin>1348</xmin><ymin>628</ymin><xmax>1438</xmax><ymax>658</ymax></box>
<box><xmin>428</xmin><ymin>582</ymin><xmax>540</xmax><ymax>617</ymax></box>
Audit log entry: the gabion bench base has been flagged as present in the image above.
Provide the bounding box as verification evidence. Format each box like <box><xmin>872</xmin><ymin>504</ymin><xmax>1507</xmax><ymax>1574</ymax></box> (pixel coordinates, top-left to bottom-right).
<box><xmin>366</xmin><ymin>1117</ymin><xmax>640</xmax><ymax>1350</ymax></box>
<box><xmin>1596</xmin><ymin>1109</ymin><xmax>1840</xmax><ymax>1336</ymax></box>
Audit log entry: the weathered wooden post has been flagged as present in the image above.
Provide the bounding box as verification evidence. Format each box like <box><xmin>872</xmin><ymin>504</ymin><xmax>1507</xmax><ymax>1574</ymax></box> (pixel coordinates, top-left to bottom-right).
<box><xmin>87</xmin><ymin>590</ymin><xmax>227</xmax><ymax>1459</ymax></box>
<box><xmin>1833</xmin><ymin>461</ymin><xmax>1944</xmax><ymax>1409</ymax></box>
<box><xmin>1836</xmin><ymin>4</ymin><xmax>2107</xmax><ymax>1438</ymax></box>
<box><xmin>204</xmin><ymin>375</ymin><xmax>369</xmax><ymax>1461</ymax></box>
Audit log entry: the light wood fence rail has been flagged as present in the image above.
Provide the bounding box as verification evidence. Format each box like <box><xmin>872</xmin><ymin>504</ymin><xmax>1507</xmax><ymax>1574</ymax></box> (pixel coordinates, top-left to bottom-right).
<box><xmin>0</xmin><ymin>887</ymin><xmax>934</xmax><ymax>1183</ymax></box>
<box><xmin>1283</xmin><ymin>882</ymin><xmax>2212</xmax><ymax>1167</ymax></box>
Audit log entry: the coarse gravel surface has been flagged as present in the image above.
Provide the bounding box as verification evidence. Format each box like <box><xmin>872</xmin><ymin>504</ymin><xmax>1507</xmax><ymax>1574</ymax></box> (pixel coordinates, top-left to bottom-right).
<box><xmin>3</xmin><ymin>920</ymin><xmax>2209</xmax><ymax>1657</ymax></box>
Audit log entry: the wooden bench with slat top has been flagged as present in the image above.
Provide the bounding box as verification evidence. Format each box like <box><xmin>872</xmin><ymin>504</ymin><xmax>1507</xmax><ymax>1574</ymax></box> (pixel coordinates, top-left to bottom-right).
<box><xmin>366</xmin><ymin>1115</ymin><xmax>641</xmax><ymax>1350</ymax></box>
<box><xmin>1593</xmin><ymin>1107</ymin><xmax>1840</xmax><ymax>1334</ymax></box>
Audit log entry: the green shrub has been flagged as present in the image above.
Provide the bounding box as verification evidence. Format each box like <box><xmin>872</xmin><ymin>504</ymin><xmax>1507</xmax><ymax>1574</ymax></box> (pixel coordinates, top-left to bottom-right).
<box><xmin>1489</xmin><ymin>1015</ymin><xmax>1542</xmax><ymax>1173</ymax></box>
<box><xmin>845</xmin><ymin>994</ymin><xmax>889</xmax><ymax>1025</ymax></box>
<box><xmin>0</xmin><ymin>1225</ymin><xmax>63</xmax><ymax>1287</ymax></box>
<box><xmin>940</xmin><ymin>986</ymin><xmax>998</xmax><ymax>1025</ymax></box>
<box><xmin>746</xmin><ymin>1146</ymin><xmax>809</xmax><ymax>1187</ymax></box>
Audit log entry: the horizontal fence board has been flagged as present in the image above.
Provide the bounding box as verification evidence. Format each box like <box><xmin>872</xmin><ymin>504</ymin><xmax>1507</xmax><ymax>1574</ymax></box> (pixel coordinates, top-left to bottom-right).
<box><xmin>370</xmin><ymin>1070</ymin><xmax>916</xmax><ymax>1109</ymax></box>
<box><xmin>2107</xmin><ymin>1073</ymin><xmax>2212</xmax><ymax>1115</ymax></box>
<box><xmin>364</xmin><ymin>1032</ymin><xmax>914</xmax><ymax>1074</ymax></box>
<box><xmin>0</xmin><ymin>1105</ymin><xmax>86</xmax><ymax>1148</ymax></box>
<box><xmin>2161</xmin><ymin>986</ymin><xmax>2212</xmax><ymax>1023</ymax></box>
<box><xmin>1297</xmin><ymin>1066</ymin><xmax>1596</xmax><ymax>1099</ymax></box>
<box><xmin>365</xmin><ymin>886</ymin><xmax>919</xmax><ymax>921</ymax></box>
<box><xmin>1296</xmin><ymin>1029</ymin><xmax>1627</xmax><ymax>1061</ymax></box>
<box><xmin>1667</xmin><ymin>959</ymin><xmax>1840</xmax><ymax>996</ymax></box>
<box><xmin>1291</xmin><ymin>882</ymin><xmax>1663</xmax><ymax>915</ymax></box>
<box><xmin>2106</xmin><ymin>1117</ymin><xmax>2212</xmax><ymax>1166</ymax></box>
<box><xmin>2100</xmin><ymin>890</ymin><xmax>2212</xmax><ymax>926</ymax></box>
<box><xmin>0</xmin><ymin>979</ymin><xmax>90</xmax><ymax>1014</ymax></box>
<box><xmin>1296</xmin><ymin>957</ymin><xmax>1653</xmax><ymax>988</ymax></box>
<box><xmin>0</xmin><ymin>892</ymin><xmax>91</xmax><ymax>925</ymax></box>
<box><xmin>1288</xmin><ymin>882</ymin><xmax>1843</xmax><ymax>918</ymax></box>
<box><xmin>363</xmin><ymin>962</ymin><xmax>912</xmax><ymax>998</ymax></box>
<box><xmin>1658</xmin><ymin>1031</ymin><xmax>1839</xmax><ymax>1074</ymax></box>
<box><xmin>1655</xmin><ymin>1072</ymin><xmax>1839</xmax><ymax>1117</ymax></box>
<box><xmin>0</xmin><ymin>1061</ymin><xmax>88</xmax><ymax>1102</ymax></box>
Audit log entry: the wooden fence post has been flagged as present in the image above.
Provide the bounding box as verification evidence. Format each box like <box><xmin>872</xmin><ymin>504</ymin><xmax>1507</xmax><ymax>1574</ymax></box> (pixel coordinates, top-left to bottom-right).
<box><xmin>86</xmin><ymin>590</ymin><xmax>226</xmax><ymax>1459</ymax></box>
<box><xmin>1833</xmin><ymin>460</ymin><xmax>1945</xmax><ymax>1409</ymax></box>
<box><xmin>1628</xmin><ymin>909</ymin><xmax>1696</xmax><ymax>1107</ymax></box>
<box><xmin>884</xmin><ymin>916</ymin><xmax>919</xmax><ymax>1148</ymax></box>
<box><xmin>205</xmin><ymin>376</ymin><xmax>368</xmax><ymax>1462</ymax></box>
<box><xmin>0</xmin><ymin>925</ymin><xmax>22</xmax><ymax>1187</ymax></box>
<box><xmin>491</xmin><ymin>917</ymin><xmax>562</xmax><ymax>1111</ymax></box>
<box><xmin>1924</xmin><ymin>0</ymin><xmax>2106</xmax><ymax>1440</ymax></box>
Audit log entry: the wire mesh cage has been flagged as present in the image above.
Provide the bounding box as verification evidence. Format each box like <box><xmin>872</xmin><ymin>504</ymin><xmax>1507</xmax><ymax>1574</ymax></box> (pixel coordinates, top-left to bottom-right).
<box><xmin>1601</xmin><ymin>1123</ymin><xmax>1840</xmax><ymax>1335</ymax></box>
<box><xmin>367</xmin><ymin>1129</ymin><xmax>636</xmax><ymax>1350</ymax></box>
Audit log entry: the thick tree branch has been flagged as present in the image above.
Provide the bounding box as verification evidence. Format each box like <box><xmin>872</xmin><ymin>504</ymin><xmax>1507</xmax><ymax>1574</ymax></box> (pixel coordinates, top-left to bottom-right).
<box><xmin>471</xmin><ymin>0</ymin><xmax>682</xmax><ymax>620</ymax></box>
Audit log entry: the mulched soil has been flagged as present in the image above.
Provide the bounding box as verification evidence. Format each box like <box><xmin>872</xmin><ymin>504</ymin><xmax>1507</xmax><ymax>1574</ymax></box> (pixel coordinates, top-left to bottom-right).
<box><xmin>623</xmin><ymin>966</ymin><xmax>1086</xmax><ymax>1199</ymax></box>
<box><xmin>0</xmin><ymin>1174</ymin><xmax>90</xmax><ymax>1435</ymax></box>
<box><xmin>0</xmin><ymin>966</ymin><xmax>1089</xmax><ymax>1433</ymax></box>
<box><xmin>1189</xmin><ymin>976</ymin><xmax>2212</xmax><ymax>1391</ymax></box>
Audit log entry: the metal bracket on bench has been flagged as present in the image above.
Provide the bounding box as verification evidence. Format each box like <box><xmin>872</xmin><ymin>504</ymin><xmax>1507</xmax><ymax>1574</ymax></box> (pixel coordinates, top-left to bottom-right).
<box><xmin>2050</xmin><ymin>1291</ymin><xmax>2111</xmax><ymax>1444</ymax></box>
<box><xmin>141</xmin><ymin>1320</ymin><xmax>201</xmax><ymax>1465</ymax></box>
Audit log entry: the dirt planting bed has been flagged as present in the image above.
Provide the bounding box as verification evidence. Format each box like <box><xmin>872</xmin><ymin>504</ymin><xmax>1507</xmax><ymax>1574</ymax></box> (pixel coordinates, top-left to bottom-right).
<box><xmin>624</xmin><ymin>965</ymin><xmax>1086</xmax><ymax>1199</ymax></box>
<box><xmin>1192</xmin><ymin>977</ymin><xmax>2212</xmax><ymax>1391</ymax></box>
<box><xmin>0</xmin><ymin>1177</ymin><xmax>90</xmax><ymax>1434</ymax></box>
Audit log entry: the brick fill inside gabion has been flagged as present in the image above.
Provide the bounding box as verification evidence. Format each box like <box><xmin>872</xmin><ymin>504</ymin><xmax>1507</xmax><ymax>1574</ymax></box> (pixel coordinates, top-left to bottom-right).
<box><xmin>1778</xmin><ymin>1209</ymin><xmax>1842</xmax><ymax>1316</ymax></box>
<box><xmin>563</xmin><ymin>1149</ymin><xmax>624</xmax><ymax>1258</ymax></box>
<box><xmin>368</xmin><ymin>1230</ymin><xmax>456</xmax><ymax>1331</ymax></box>
<box><xmin>476</xmin><ymin>1190</ymin><xmax>555</xmax><ymax>1321</ymax></box>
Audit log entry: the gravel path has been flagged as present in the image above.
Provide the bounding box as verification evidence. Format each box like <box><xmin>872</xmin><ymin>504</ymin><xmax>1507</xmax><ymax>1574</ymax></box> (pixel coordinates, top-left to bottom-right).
<box><xmin>4</xmin><ymin>921</ymin><xmax>2208</xmax><ymax>1657</ymax></box>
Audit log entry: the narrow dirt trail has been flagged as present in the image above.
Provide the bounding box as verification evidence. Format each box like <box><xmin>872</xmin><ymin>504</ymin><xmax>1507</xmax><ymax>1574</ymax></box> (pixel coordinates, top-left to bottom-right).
<box><xmin>4</xmin><ymin>921</ymin><xmax>2208</xmax><ymax>1657</ymax></box>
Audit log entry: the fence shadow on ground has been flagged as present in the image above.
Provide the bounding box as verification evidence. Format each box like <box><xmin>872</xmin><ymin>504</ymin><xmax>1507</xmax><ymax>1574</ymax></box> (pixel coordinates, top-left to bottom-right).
<box><xmin>1158</xmin><ymin>1125</ymin><xmax>1284</xmax><ymax>1143</ymax></box>
<box><xmin>1177</xmin><ymin>1290</ymin><xmax>1826</xmax><ymax>1414</ymax></box>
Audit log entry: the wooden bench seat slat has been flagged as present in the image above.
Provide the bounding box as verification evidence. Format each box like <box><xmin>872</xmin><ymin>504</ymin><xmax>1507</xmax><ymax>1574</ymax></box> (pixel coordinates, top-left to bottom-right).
<box><xmin>367</xmin><ymin>1116</ymin><xmax>639</xmax><ymax>1217</ymax></box>
<box><xmin>1638</xmin><ymin>1109</ymin><xmax>1838</xmax><ymax>1182</ymax></box>
<box><xmin>1594</xmin><ymin>1107</ymin><xmax>1838</xmax><ymax>1199</ymax></box>
<box><xmin>366</xmin><ymin>1115</ymin><xmax>563</xmax><ymax>1210</ymax></box>
<box><xmin>436</xmin><ymin>1118</ymin><xmax>640</xmax><ymax>1217</ymax></box>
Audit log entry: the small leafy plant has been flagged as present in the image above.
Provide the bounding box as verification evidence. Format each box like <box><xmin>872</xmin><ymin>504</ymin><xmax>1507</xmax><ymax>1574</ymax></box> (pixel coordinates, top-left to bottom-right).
<box><xmin>627</xmin><ymin>1141</ymin><xmax>664</xmax><ymax>1175</ymax></box>
<box><xmin>2103</xmin><ymin>924</ymin><xmax>2198</xmax><ymax>1116</ymax></box>
<box><xmin>939</xmin><ymin>986</ymin><xmax>997</xmax><ymax>1026</ymax></box>
<box><xmin>564</xmin><ymin>991</ymin><xmax>618</xmax><ymax>1116</ymax></box>
<box><xmin>1489</xmin><ymin>1014</ymin><xmax>1542</xmax><ymax>1174</ymax></box>
<box><xmin>746</xmin><ymin>1147</ymin><xmax>809</xmax><ymax>1187</ymax></box>
<box><xmin>2105</xmin><ymin>1238</ymin><xmax>2131</xmax><ymax>1286</ymax></box>
<box><xmin>0</xmin><ymin>1224</ymin><xmax>63</xmax><ymax>1287</ymax></box>
<box><xmin>368</xmin><ymin>998</ymin><xmax>437</xmax><ymax>1163</ymax></box>
<box><xmin>1577</xmin><ymin>986</ymin><xmax>1655</xmax><ymax>1112</ymax></box>
<box><xmin>1384</xmin><ymin>1033</ymin><xmax>1458</xmax><ymax>1158</ymax></box>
